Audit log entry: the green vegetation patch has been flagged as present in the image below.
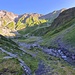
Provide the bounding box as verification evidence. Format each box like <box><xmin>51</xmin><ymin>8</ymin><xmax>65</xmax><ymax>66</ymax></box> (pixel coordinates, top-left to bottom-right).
<box><xmin>0</xmin><ymin>58</ymin><xmax>24</xmax><ymax>75</ymax></box>
<box><xmin>18</xmin><ymin>36</ymin><xmax>41</xmax><ymax>43</ymax></box>
<box><xmin>0</xmin><ymin>50</ymin><xmax>7</xmax><ymax>59</ymax></box>
<box><xmin>21</xmin><ymin>53</ymin><xmax>38</xmax><ymax>73</ymax></box>
<box><xmin>63</xmin><ymin>24</ymin><xmax>75</xmax><ymax>45</ymax></box>
<box><xmin>7</xmin><ymin>22</ymin><xmax>15</xmax><ymax>30</ymax></box>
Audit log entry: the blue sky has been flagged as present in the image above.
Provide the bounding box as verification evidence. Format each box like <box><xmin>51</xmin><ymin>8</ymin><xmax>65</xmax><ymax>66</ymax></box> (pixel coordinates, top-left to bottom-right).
<box><xmin>0</xmin><ymin>0</ymin><xmax>75</xmax><ymax>14</ymax></box>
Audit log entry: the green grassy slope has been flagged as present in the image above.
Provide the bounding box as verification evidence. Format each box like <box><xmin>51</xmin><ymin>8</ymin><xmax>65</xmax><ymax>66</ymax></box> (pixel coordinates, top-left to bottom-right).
<box><xmin>0</xmin><ymin>35</ymin><xmax>38</xmax><ymax>74</ymax></box>
<box><xmin>18</xmin><ymin>22</ymin><xmax>50</xmax><ymax>36</ymax></box>
<box><xmin>41</xmin><ymin>18</ymin><xmax>75</xmax><ymax>53</ymax></box>
<box><xmin>0</xmin><ymin>35</ymin><xmax>24</xmax><ymax>75</ymax></box>
<box><xmin>40</xmin><ymin>7</ymin><xmax>75</xmax><ymax>53</ymax></box>
<box><xmin>0</xmin><ymin>35</ymin><xmax>75</xmax><ymax>75</ymax></box>
<box><xmin>14</xmin><ymin>35</ymin><xmax>75</xmax><ymax>75</ymax></box>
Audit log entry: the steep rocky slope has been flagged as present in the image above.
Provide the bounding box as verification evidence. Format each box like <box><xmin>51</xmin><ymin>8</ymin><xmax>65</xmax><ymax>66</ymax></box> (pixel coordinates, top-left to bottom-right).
<box><xmin>0</xmin><ymin>10</ymin><xmax>18</xmax><ymax>36</ymax></box>
<box><xmin>0</xmin><ymin>9</ymin><xmax>64</xmax><ymax>37</ymax></box>
<box><xmin>18</xmin><ymin>8</ymin><xmax>66</xmax><ymax>36</ymax></box>
<box><xmin>0</xmin><ymin>11</ymin><xmax>46</xmax><ymax>36</ymax></box>
<box><xmin>0</xmin><ymin>10</ymin><xmax>18</xmax><ymax>24</ymax></box>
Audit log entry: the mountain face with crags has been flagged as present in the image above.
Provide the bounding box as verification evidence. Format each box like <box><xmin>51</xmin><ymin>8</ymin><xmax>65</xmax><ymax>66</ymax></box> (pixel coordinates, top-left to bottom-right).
<box><xmin>0</xmin><ymin>8</ymin><xmax>65</xmax><ymax>36</ymax></box>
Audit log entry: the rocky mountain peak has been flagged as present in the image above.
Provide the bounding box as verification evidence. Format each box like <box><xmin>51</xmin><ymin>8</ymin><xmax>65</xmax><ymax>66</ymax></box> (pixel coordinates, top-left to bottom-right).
<box><xmin>0</xmin><ymin>10</ymin><xmax>18</xmax><ymax>22</ymax></box>
<box><xmin>21</xmin><ymin>13</ymin><xmax>43</xmax><ymax>19</ymax></box>
<box><xmin>60</xmin><ymin>8</ymin><xmax>67</xmax><ymax>12</ymax></box>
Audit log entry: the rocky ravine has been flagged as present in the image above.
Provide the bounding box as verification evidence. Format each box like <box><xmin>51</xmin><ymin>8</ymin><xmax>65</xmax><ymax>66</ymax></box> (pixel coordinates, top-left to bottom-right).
<box><xmin>18</xmin><ymin>41</ymin><xmax>75</xmax><ymax>65</ymax></box>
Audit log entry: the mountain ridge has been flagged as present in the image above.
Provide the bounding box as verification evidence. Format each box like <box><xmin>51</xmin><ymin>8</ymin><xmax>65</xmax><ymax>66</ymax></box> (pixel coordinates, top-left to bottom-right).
<box><xmin>39</xmin><ymin>8</ymin><xmax>66</xmax><ymax>19</ymax></box>
<box><xmin>0</xmin><ymin>8</ymin><xmax>67</xmax><ymax>23</ymax></box>
<box><xmin>0</xmin><ymin>8</ymin><xmax>67</xmax><ymax>37</ymax></box>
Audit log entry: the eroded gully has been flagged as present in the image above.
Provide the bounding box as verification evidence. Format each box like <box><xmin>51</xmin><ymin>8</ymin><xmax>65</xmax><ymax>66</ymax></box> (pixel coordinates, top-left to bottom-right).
<box><xmin>18</xmin><ymin>42</ymin><xmax>75</xmax><ymax>65</ymax></box>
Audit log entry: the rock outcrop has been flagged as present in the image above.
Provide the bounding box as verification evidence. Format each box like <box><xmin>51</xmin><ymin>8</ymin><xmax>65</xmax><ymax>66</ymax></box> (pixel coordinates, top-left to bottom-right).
<box><xmin>0</xmin><ymin>10</ymin><xmax>18</xmax><ymax>22</ymax></box>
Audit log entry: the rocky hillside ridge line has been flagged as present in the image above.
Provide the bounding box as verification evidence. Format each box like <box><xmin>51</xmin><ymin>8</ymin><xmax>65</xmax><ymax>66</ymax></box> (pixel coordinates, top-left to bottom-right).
<box><xmin>15</xmin><ymin>13</ymin><xmax>43</xmax><ymax>23</ymax></box>
<box><xmin>0</xmin><ymin>11</ymin><xmax>43</xmax><ymax>23</ymax></box>
<box><xmin>50</xmin><ymin>7</ymin><xmax>75</xmax><ymax>30</ymax></box>
<box><xmin>39</xmin><ymin>8</ymin><xmax>66</xmax><ymax>19</ymax></box>
<box><xmin>0</xmin><ymin>8</ymin><xmax>67</xmax><ymax>24</ymax></box>
<box><xmin>0</xmin><ymin>7</ymin><xmax>74</xmax><ymax>37</ymax></box>
<box><xmin>0</xmin><ymin>10</ymin><xmax>18</xmax><ymax>23</ymax></box>
<box><xmin>0</xmin><ymin>8</ymin><xmax>66</xmax><ymax>37</ymax></box>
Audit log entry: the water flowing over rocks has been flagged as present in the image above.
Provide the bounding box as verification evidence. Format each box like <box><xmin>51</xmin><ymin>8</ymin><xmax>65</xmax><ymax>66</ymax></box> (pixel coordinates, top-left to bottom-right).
<box><xmin>18</xmin><ymin>42</ymin><xmax>75</xmax><ymax>65</ymax></box>
<box><xmin>35</xmin><ymin>61</ymin><xmax>51</xmax><ymax>75</ymax></box>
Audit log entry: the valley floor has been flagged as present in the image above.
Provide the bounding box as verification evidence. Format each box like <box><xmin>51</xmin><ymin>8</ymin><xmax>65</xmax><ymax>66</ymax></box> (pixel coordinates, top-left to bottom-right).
<box><xmin>12</xmin><ymin>36</ymin><xmax>75</xmax><ymax>74</ymax></box>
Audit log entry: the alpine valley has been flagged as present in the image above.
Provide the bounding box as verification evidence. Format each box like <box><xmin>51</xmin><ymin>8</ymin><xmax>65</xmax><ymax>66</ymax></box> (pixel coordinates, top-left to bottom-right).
<box><xmin>0</xmin><ymin>7</ymin><xmax>75</xmax><ymax>75</ymax></box>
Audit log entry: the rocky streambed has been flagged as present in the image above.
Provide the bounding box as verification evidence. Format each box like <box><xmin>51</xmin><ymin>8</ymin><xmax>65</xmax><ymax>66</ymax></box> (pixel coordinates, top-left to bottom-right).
<box><xmin>1</xmin><ymin>40</ymin><xmax>75</xmax><ymax>75</ymax></box>
<box><xmin>18</xmin><ymin>42</ymin><xmax>75</xmax><ymax>65</ymax></box>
